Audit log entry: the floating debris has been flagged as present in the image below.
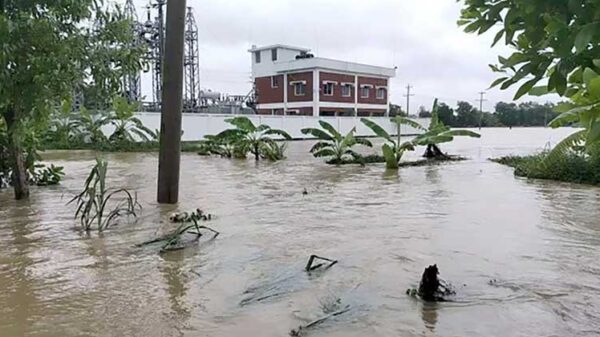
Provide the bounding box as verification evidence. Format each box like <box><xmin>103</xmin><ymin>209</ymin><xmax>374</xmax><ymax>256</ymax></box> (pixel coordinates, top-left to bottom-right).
<box><xmin>407</xmin><ymin>264</ymin><xmax>455</xmax><ymax>302</ymax></box>
<box><xmin>289</xmin><ymin>305</ymin><xmax>351</xmax><ymax>336</ymax></box>
<box><xmin>305</xmin><ymin>255</ymin><xmax>338</xmax><ymax>272</ymax></box>
<box><xmin>138</xmin><ymin>209</ymin><xmax>219</xmax><ymax>252</ymax></box>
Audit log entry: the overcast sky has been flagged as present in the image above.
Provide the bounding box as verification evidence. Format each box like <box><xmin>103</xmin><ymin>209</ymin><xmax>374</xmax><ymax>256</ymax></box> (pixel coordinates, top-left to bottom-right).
<box><xmin>130</xmin><ymin>0</ymin><xmax>557</xmax><ymax>113</ymax></box>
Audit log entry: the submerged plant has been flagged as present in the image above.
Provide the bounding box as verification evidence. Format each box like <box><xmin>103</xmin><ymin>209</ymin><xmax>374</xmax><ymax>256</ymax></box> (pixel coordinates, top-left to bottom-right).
<box><xmin>412</xmin><ymin>99</ymin><xmax>481</xmax><ymax>159</ymax></box>
<box><xmin>361</xmin><ymin>117</ymin><xmax>424</xmax><ymax>169</ymax></box>
<box><xmin>301</xmin><ymin>121</ymin><xmax>372</xmax><ymax>165</ymax></box>
<box><xmin>139</xmin><ymin>209</ymin><xmax>219</xmax><ymax>252</ymax></box>
<box><xmin>260</xmin><ymin>140</ymin><xmax>288</xmax><ymax>161</ymax></box>
<box><xmin>222</xmin><ymin>116</ymin><xmax>292</xmax><ymax>161</ymax></box>
<box><xmin>69</xmin><ymin>158</ymin><xmax>140</xmax><ymax>231</ymax></box>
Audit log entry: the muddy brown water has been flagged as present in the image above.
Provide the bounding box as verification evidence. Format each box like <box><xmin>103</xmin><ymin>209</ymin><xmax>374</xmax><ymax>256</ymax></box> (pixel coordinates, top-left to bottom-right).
<box><xmin>2</xmin><ymin>128</ymin><xmax>600</xmax><ymax>337</ymax></box>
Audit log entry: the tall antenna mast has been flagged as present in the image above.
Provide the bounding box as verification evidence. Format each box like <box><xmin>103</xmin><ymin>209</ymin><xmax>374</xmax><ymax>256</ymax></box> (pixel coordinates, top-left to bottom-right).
<box><xmin>123</xmin><ymin>0</ymin><xmax>141</xmax><ymax>102</ymax></box>
<box><xmin>183</xmin><ymin>6</ymin><xmax>200</xmax><ymax>111</ymax></box>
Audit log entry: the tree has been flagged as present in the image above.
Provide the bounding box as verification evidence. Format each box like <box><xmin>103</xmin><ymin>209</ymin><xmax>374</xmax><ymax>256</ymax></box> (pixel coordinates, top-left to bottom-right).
<box><xmin>418</xmin><ymin>106</ymin><xmax>432</xmax><ymax>118</ymax></box>
<box><xmin>437</xmin><ymin>103</ymin><xmax>456</xmax><ymax>126</ymax></box>
<box><xmin>412</xmin><ymin>99</ymin><xmax>481</xmax><ymax>158</ymax></box>
<box><xmin>389</xmin><ymin>104</ymin><xmax>407</xmax><ymax>117</ymax></box>
<box><xmin>459</xmin><ymin>0</ymin><xmax>600</xmax><ymax>151</ymax></box>
<box><xmin>495</xmin><ymin>102</ymin><xmax>520</xmax><ymax>127</ymax></box>
<box><xmin>301</xmin><ymin>121</ymin><xmax>372</xmax><ymax>165</ymax></box>
<box><xmin>455</xmin><ymin>101</ymin><xmax>479</xmax><ymax>127</ymax></box>
<box><xmin>0</xmin><ymin>1</ymin><xmax>144</xmax><ymax>199</ymax></box>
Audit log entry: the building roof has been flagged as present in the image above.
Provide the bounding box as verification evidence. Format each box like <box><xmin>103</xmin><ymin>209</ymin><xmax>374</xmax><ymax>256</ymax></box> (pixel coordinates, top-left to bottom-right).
<box><xmin>273</xmin><ymin>57</ymin><xmax>396</xmax><ymax>78</ymax></box>
<box><xmin>248</xmin><ymin>44</ymin><xmax>311</xmax><ymax>53</ymax></box>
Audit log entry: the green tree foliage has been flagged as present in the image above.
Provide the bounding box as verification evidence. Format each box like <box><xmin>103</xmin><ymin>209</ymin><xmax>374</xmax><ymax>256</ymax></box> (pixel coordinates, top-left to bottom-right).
<box><xmin>301</xmin><ymin>121</ymin><xmax>373</xmax><ymax>165</ymax></box>
<box><xmin>389</xmin><ymin>104</ymin><xmax>407</xmax><ymax>117</ymax></box>
<box><xmin>0</xmin><ymin>0</ymin><xmax>145</xmax><ymax>199</ymax></box>
<box><xmin>459</xmin><ymin>0</ymin><xmax>600</xmax><ymax>154</ymax></box>
<box><xmin>455</xmin><ymin>101</ymin><xmax>480</xmax><ymax>127</ymax></box>
<box><xmin>437</xmin><ymin>103</ymin><xmax>456</xmax><ymax>126</ymax></box>
<box><xmin>418</xmin><ymin>106</ymin><xmax>432</xmax><ymax>118</ymax></box>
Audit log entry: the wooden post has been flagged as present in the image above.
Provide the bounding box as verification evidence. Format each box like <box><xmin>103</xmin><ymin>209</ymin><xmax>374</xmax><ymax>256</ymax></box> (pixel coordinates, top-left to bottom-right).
<box><xmin>157</xmin><ymin>0</ymin><xmax>187</xmax><ymax>204</ymax></box>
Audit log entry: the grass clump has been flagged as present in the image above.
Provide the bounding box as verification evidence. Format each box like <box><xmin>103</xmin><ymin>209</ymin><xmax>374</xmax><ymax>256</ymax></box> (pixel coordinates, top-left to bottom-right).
<box><xmin>492</xmin><ymin>152</ymin><xmax>600</xmax><ymax>185</ymax></box>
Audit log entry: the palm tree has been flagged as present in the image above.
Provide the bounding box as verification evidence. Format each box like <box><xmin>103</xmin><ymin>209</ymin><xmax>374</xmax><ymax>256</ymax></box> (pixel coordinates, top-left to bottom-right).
<box><xmin>413</xmin><ymin>99</ymin><xmax>481</xmax><ymax>158</ymax></box>
<box><xmin>107</xmin><ymin>97</ymin><xmax>156</xmax><ymax>143</ymax></box>
<box><xmin>301</xmin><ymin>120</ymin><xmax>372</xmax><ymax>164</ymax></box>
<box><xmin>361</xmin><ymin>117</ymin><xmax>425</xmax><ymax>169</ymax></box>
<box><xmin>221</xmin><ymin>116</ymin><xmax>292</xmax><ymax>161</ymax></box>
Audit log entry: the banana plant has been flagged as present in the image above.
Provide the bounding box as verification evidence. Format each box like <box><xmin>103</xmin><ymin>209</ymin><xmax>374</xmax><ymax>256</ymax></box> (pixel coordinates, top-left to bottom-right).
<box><xmin>46</xmin><ymin>100</ymin><xmax>81</xmax><ymax>145</ymax></box>
<box><xmin>361</xmin><ymin>117</ymin><xmax>425</xmax><ymax>169</ymax></box>
<box><xmin>222</xmin><ymin>116</ymin><xmax>292</xmax><ymax>161</ymax></box>
<box><xmin>301</xmin><ymin>120</ymin><xmax>372</xmax><ymax>165</ymax></box>
<box><xmin>108</xmin><ymin>97</ymin><xmax>156</xmax><ymax>143</ymax></box>
<box><xmin>412</xmin><ymin>99</ymin><xmax>481</xmax><ymax>158</ymax></box>
<box><xmin>74</xmin><ymin>107</ymin><xmax>109</xmax><ymax>144</ymax></box>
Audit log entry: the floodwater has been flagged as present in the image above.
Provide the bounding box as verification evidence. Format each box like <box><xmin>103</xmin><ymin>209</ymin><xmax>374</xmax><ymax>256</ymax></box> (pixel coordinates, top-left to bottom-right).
<box><xmin>1</xmin><ymin>127</ymin><xmax>600</xmax><ymax>337</ymax></box>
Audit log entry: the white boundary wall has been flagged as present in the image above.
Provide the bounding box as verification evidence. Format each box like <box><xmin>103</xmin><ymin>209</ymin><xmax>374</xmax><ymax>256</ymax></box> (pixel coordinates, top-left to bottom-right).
<box><xmin>132</xmin><ymin>113</ymin><xmax>429</xmax><ymax>141</ymax></box>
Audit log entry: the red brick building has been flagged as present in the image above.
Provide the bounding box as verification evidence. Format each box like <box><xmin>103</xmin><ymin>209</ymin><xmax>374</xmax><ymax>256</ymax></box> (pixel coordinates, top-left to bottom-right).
<box><xmin>249</xmin><ymin>45</ymin><xmax>396</xmax><ymax>116</ymax></box>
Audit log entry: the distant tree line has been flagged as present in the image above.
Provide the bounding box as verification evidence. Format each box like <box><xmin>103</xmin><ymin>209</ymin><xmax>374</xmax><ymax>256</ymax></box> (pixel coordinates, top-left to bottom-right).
<box><xmin>415</xmin><ymin>101</ymin><xmax>559</xmax><ymax>128</ymax></box>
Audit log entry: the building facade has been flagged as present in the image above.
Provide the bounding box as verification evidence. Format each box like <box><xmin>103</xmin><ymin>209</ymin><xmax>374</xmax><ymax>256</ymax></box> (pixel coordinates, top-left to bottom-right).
<box><xmin>249</xmin><ymin>45</ymin><xmax>396</xmax><ymax>116</ymax></box>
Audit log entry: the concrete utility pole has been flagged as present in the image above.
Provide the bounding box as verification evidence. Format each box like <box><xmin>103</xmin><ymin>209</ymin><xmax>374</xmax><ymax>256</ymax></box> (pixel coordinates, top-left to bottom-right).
<box><xmin>476</xmin><ymin>91</ymin><xmax>487</xmax><ymax>130</ymax></box>
<box><xmin>403</xmin><ymin>84</ymin><xmax>414</xmax><ymax>116</ymax></box>
<box><xmin>157</xmin><ymin>0</ymin><xmax>187</xmax><ymax>204</ymax></box>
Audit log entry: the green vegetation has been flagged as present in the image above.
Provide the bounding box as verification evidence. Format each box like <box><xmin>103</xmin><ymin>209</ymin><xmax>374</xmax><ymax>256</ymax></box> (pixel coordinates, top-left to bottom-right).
<box><xmin>197</xmin><ymin>116</ymin><xmax>291</xmax><ymax>161</ymax></box>
<box><xmin>460</xmin><ymin>0</ymin><xmax>600</xmax><ymax>183</ymax></box>
<box><xmin>420</xmin><ymin>101</ymin><xmax>558</xmax><ymax>128</ymax></box>
<box><xmin>1</xmin><ymin>118</ymin><xmax>65</xmax><ymax>189</ymax></box>
<box><xmin>361</xmin><ymin>117</ymin><xmax>421</xmax><ymax>169</ymax></box>
<box><xmin>138</xmin><ymin>209</ymin><xmax>219</xmax><ymax>253</ymax></box>
<box><xmin>0</xmin><ymin>0</ymin><xmax>145</xmax><ymax>199</ymax></box>
<box><xmin>492</xmin><ymin>151</ymin><xmax>600</xmax><ymax>185</ymax></box>
<box><xmin>301</xmin><ymin>121</ymin><xmax>373</xmax><ymax>165</ymax></box>
<box><xmin>69</xmin><ymin>158</ymin><xmax>140</xmax><ymax>232</ymax></box>
<box><xmin>413</xmin><ymin>99</ymin><xmax>481</xmax><ymax>159</ymax></box>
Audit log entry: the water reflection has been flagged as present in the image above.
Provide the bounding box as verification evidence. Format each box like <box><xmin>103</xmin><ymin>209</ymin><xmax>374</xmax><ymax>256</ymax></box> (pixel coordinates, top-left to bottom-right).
<box><xmin>420</xmin><ymin>302</ymin><xmax>439</xmax><ymax>332</ymax></box>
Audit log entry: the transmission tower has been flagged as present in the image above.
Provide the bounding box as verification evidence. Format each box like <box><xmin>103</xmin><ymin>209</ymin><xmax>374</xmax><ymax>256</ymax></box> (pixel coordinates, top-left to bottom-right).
<box><xmin>183</xmin><ymin>7</ymin><xmax>201</xmax><ymax>111</ymax></box>
<box><xmin>141</xmin><ymin>0</ymin><xmax>166</xmax><ymax>106</ymax></box>
<box><xmin>123</xmin><ymin>0</ymin><xmax>142</xmax><ymax>102</ymax></box>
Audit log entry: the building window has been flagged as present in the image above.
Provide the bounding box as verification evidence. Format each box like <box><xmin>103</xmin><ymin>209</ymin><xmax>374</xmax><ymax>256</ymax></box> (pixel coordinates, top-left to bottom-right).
<box><xmin>377</xmin><ymin>87</ymin><xmax>386</xmax><ymax>99</ymax></box>
<box><xmin>341</xmin><ymin>84</ymin><xmax>352</xmax><ymax>97</ymax></box>
<box><xmin>323</xmin><ymin>82</ymin><xmax>334</xmax><ymax>96</ymax></box>
<box><xmin>293</xmin><ymin>82</ymin><xmax>306</xmax><ymax>96</ymax></box>
<box><xmin>271</xmin><ymin>48</ymin><xmax>278</xmax><ymax>61</ymax></box>
<box><xmin>361</xmin><ymin>86</ymin><xmax>370</xmax><ymax>98</ymax></box>
<box><xmin>255</xmin><ymin>51</ymin><xmax>261</xmax><ymax>63</ymax></box>
<box><xmin>271</xmin><ymin>76</ymin><xmax>279</xmax><ymax>88</ymax></box>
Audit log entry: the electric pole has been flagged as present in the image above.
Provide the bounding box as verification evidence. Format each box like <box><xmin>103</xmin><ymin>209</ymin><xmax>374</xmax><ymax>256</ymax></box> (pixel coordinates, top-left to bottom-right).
<box><xmin>476</xmin><ymin>91</ymin><xmax>487</xmax><ymax>130</ymax></box>
<box><xmin>157</xmin><ymin>0</ymin><xmax>187</xmax><ymax>204</ymax></box>
<box><xmin>403</xmin><ymin>85</ymin><xmax>414</xmax><ymax>116</ymax></box>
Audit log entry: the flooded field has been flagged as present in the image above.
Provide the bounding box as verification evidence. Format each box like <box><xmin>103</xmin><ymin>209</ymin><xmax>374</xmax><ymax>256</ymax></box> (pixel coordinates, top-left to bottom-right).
<box><xmin>2</xmin><ymin>127</ymin><xmax>600</xmax><ymax>337</ymax></box>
